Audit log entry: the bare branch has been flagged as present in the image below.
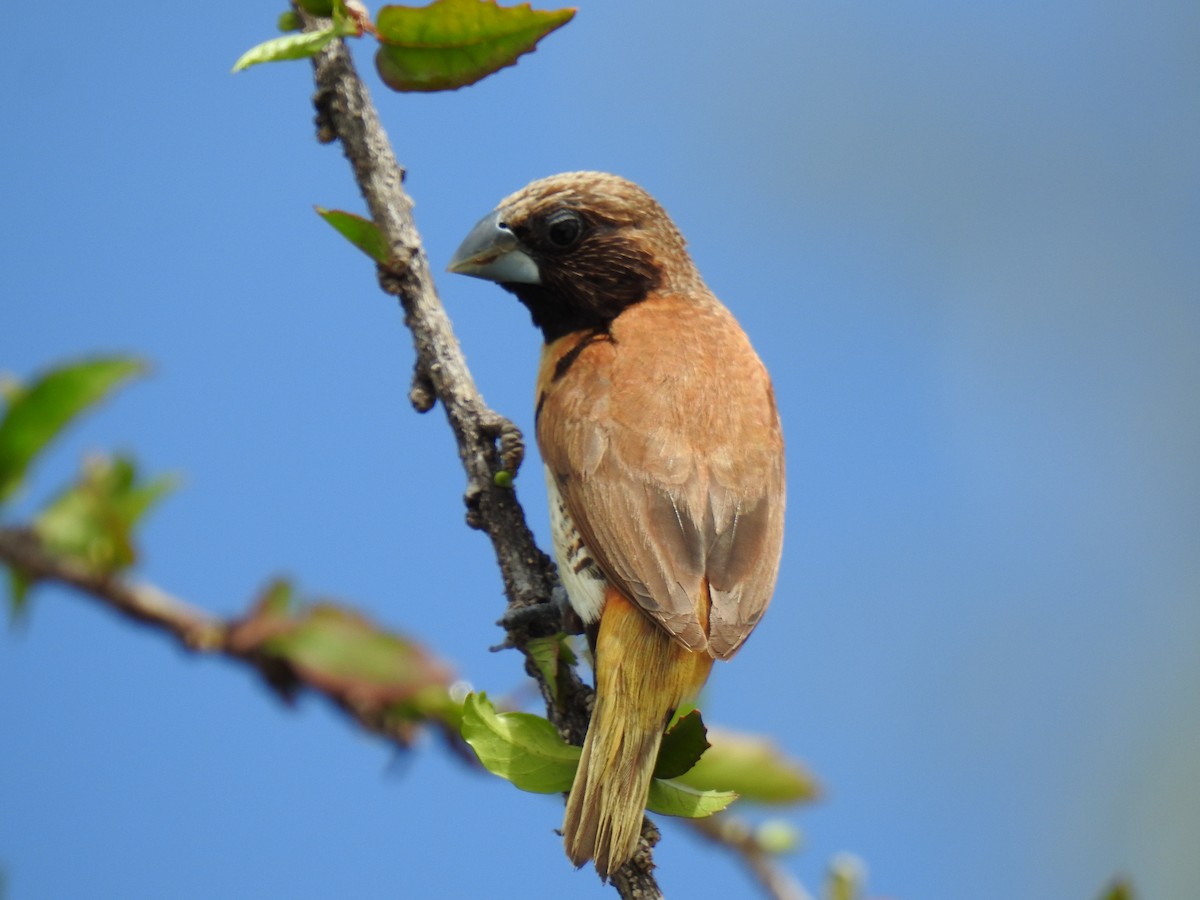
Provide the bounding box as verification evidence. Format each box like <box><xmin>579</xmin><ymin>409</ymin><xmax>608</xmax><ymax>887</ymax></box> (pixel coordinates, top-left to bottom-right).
<box><xmin>300</xmin><ymin>23</ymin><xmax>664</xmax><ymax>898</ymax></box>
<box><xmin>307</xmin><ymin>22</ymin><xmax>559</xmax><ymax>645</ymax></box>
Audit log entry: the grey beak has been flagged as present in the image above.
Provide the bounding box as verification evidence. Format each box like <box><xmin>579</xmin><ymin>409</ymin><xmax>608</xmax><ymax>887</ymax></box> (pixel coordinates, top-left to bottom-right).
<box><xmin>447</xmin><ymin>209</ymin><xmax>542</xmax><ymax>285</ymax></box>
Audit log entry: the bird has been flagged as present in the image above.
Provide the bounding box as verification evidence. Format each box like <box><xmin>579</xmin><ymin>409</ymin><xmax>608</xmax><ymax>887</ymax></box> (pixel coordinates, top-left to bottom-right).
<box><xmin>447</xmin><ymin>172</ymin><xmax>785</xmax><ymax>878</ymax></box>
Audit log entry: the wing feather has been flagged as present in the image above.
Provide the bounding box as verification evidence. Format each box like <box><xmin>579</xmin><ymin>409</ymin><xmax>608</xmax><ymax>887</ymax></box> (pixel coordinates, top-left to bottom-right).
<box><xmin>537</xmin><ymin>295</ymin><xmax>785</xmax><ymax>660</ymax></box>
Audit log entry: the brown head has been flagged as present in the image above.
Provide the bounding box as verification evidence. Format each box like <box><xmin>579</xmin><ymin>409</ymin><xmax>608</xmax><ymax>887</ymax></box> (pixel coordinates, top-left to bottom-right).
<box><xmin>448</xmin><ymin>172</ymin><xmax>704</xmax><ymax>342</ymax></box>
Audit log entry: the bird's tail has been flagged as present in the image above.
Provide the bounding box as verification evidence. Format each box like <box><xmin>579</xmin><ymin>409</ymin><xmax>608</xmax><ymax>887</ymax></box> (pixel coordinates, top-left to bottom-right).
<box><xmin>563</xmin><ymin>588</ymin><xmax>712</xmax><ymax>878</ymax></box>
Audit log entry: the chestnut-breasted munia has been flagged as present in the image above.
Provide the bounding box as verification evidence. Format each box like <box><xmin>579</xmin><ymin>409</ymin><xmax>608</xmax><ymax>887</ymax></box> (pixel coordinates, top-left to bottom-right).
<box><xmin>449</xmin><ymin>172</ymin><xmax>784</xmax><ymax>878</ymax></box>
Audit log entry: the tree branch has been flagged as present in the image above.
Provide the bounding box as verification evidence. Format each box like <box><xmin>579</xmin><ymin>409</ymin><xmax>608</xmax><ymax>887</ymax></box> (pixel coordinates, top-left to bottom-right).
<box><xmin>0</xmin><ymin>526</ymin><xmax>464</xmax><ymax>755</ymax></box>
<box><xmin>302</xmin><ymin>24</ymin><xmax>664</xmax><ymax>898</ymax></box>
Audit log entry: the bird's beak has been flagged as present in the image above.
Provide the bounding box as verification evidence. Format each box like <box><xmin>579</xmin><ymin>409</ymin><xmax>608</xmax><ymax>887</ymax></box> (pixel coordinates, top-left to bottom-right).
<box><xmin>447</xmin><ymin>209</ymin><xmax>542</xmax><ymax>285</ymax></box>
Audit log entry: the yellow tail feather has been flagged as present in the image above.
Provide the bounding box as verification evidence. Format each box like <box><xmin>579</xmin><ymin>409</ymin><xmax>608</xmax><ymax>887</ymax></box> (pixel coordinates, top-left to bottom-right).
<box><xmin>563</xmin><ymin>589</ymin><xmax>712</xmax><ymax>878</ymax></box>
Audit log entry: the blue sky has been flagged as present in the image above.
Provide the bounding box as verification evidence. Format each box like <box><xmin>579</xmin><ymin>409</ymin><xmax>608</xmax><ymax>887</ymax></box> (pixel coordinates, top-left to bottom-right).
<box><xmin>3</xmin><ymin>2</ymin><xmax>1198</xmax><ymax>898</ymax></box>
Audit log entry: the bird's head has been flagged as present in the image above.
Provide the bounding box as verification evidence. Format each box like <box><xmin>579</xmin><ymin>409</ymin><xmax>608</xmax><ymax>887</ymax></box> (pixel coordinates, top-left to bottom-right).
<box><xmin>448</xmin><ymin>172</ymin><xmax>699</xmax><ymax>342</ymax></box>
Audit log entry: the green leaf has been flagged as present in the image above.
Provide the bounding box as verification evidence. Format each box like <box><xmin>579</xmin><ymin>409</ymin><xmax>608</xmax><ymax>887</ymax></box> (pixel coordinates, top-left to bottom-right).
<box><xmin>0</xmin><ymin>357</ymin><xmax>145</xmax><ymax>504</ymax></box>
<box><xmin>645</xmin><ymin>777</ymin><xmax>736</xmax><ymax>818</ymax></box>
<box><xmin>524</xmin><ymin>632</ymin><xmax>575</xmax><ymax>699</ymax></box>
<box><xmin>232</xmin><ymin>27</ymin><xmax>345</xmax><ymax>72</ymax></box>
<box><xmin>460</xmin><ymin>692</ymin><xmax>580</xmax><ymax>793</ymax></box>
<box><xmin>374</xmin><ymin>0</ymin><xmax>575</xmax><ymax>92</ymax></box>
<box><xmin>278</xmin><ymin>10</ymin><xmax>303</xmax><ymax>32</ymax></box>
<box><xmin>296</xmin><ymin>0</ymin><xmax>335</xmax><ymax>14</ymax></box>
<box><xmin>460</xmin><ymin>692</ymin><xmax>736</xmax><ymax>817</ymax></box>
<box><xmin>654</xmin><ymin>709</ymin><xmax>709</xmax><ymax>779</ymax></box>
<box><xmin>315</xmin><ymin>207</ymin><xmax>390</xmax><ymax>263</ymax></box>
<box><xmin>34</xmin><ymin>454</ymin><xmax>177</xmax><ymax>574</ymax></box>
<box><xmin>675</xmin><ymin>729</ymin><xmax>819</xmax><ymax>805</ymax></box>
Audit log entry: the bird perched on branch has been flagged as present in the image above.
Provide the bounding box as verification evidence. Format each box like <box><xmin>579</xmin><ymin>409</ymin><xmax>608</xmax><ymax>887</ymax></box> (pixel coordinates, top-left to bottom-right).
<box><xmin>448</xmin><ymin>172</ymin><xmax>785</xmax><ymax>878</ymax></box>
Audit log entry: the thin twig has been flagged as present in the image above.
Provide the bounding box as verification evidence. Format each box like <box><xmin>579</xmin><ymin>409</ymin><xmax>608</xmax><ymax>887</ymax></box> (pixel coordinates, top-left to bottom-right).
<box><xmin>0</xmin><ymin>526</ymin><xmax>463</xmax><ymax>755</ymax></box>
<box><xmin>688</xmin><ymin>815</ymin><xmax>815</xmax><ymax>900</ymax></box>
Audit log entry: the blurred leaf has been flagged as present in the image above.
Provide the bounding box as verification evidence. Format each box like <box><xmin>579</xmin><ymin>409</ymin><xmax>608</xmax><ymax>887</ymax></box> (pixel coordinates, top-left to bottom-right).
<box><xmin>0</xmin><ymin>356</ymin><xmax>145</xmax><ymax>504</ymax></box>
<box><xmin>227</xmin><ymin>588</ymin><xmax>457</xmax><ymax>745</ymax></box>
<box><xmin>676</xmin><ymin>728</ymin><xmax>819</xmax><ymax>805</ymax></box>
<box><xmin>460</xmin><ymin>692</ymin><xmax>580</xmax><ymax>792</ymax></box>
<box><xmin>6</xmin><ymin>565</ymin><xmax>33</xmax><ymax>624</ymax></box>
<box><xmin>1097</xmin><ymin>878</ymin><xmax>1135</xmax><ymax>900</ymax></box>
<box><xmin>244</xmin><ymin>602</ymin><xmax>455</xmax><ymax>704</ymax></box>
<box><xmin>391</xmin><ymin>683</ymin><xmax>465</xmax><ymax>734</ymax></box>
<box><xmin>654</xmin><ymin>708</ymin><xmax>709</xmax><ymax>779</ymax></box>
<box><xmin>755</xmin><ymin>818</ymin><xmax>802</xmax><ymax>855</ymax></box>
<box><xmin>646</xmin><ymin>777</ymin><xmax>736</xmax><ymax>818</ymax></box>
<box><xmin>826</xmin><ymin>853</ymin><xmax>867</xmax><ymax>900</ymax></box>
<box><xmin>34</xmin><ymin>454</ymin><xmax>177</xmax><ymax>575</ymax></box>
<box><xmin>374</xmin><ymin>0</ymin><xmax>575</xmax><ymax>92</ymax></box>
<box><xmin>316</xmin><ymin>207</ymin><xmax>390</xmax><ymax>263</ymax></box>
<box><xmin>256</xmin><ymin>578</ymin><xmax>297</xmax><ymax>617</ymax></box>
<box><xmin>296</xmin><ymin>0</ymin><xmax>335</xmax><ymax>14</ymax></box>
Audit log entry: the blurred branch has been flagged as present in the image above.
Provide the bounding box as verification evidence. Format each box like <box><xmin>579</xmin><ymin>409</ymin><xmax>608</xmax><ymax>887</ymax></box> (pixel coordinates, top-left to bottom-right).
<box><xmin>0</xmin><ymin>526</ymin><xmax>463</xmax><ymax>754</ymax></box>
<box><xmin>688</xmin><ymin>815</ymin><xmax>814</xmax><ymax>900</ymax></box>
<box><xmin>0</xmin><ymin>527</ymin><xmax>222</xmax><ymax>646</ymax></box>
<box><xmin>300</xmin><ymin>17</ymin><xmax>666</xmax><ymax>898</ymax></box>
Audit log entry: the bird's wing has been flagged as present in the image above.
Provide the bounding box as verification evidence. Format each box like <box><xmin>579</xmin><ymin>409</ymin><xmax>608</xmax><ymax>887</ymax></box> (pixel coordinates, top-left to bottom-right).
<box><xmin>537</xmin><ymin>296</ymin><xmax>785</xmax><ymax>659</ymax></box>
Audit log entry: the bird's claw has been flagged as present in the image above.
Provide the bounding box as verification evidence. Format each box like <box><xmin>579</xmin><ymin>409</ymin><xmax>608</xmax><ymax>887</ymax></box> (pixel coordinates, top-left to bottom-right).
<box><xmin>497</xmin><ymin>600</ymin><xmax>564</xmax><ymax>641</ymax></box>
<box><xmin>480</xmin><ymin>412</ymin><xmax>525</xmax><ymax>477</ymax></box>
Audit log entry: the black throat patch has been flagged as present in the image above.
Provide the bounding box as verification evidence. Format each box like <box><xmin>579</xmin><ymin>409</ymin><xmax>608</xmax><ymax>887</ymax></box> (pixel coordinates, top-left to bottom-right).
<box><xmin>503</xmin><ymin>228</ymin><xmax>663</xmax><ymax>343</ymax></box>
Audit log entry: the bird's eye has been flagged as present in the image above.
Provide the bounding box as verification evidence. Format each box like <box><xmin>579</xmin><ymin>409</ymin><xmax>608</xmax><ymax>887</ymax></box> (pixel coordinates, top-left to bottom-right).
<box><xmin>544</xmin><ymin>210</ymin><xmax>584</xmax><ymax>250</ymax></box>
